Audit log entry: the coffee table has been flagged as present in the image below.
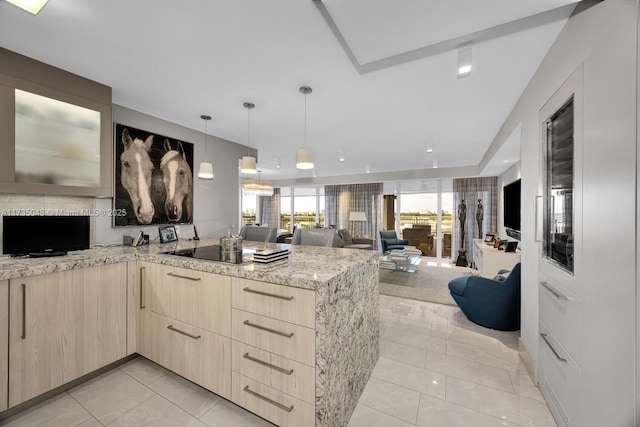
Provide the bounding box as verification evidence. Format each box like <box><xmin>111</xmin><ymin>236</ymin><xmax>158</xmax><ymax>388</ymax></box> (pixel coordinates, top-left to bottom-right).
<box><xmin>379</xmin><ymin>248</ymin><xmax>422</xmax><ymax>273</ymax></box>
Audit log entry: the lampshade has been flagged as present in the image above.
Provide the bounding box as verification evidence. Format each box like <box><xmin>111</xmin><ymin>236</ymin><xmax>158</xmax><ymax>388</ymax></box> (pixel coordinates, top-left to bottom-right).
<box><xmin>349</xmin><ymin>212</ymin><xmax>367</xmax><ymax>222</ymax></box>
<box><xmin>197</xmin><ymin>162</ymin><xmax>214</xmax><ymax>179</ymax></box>
<box><xmin>198</xmin><ymin>114</ymin><xmax>213</xmax><ymax>180</ymax></box>
<box><xmin>296</xmin><ymin>147</ymin><xmax>314</xmax><ymax>170</ymax></box>
<box><xmin>6</xmin><ymin>0</ymin><xmax>48</xmax><ymax>14</ymax></box>
<box><xmin>240</xmin><ymin>155</ymin><xmax>257</xmax><ymax>174</ymax></box>
<box><xmin>243</xmin><ymin>178</ymin><xmax>274</xmax><ymax>196</ymax></box>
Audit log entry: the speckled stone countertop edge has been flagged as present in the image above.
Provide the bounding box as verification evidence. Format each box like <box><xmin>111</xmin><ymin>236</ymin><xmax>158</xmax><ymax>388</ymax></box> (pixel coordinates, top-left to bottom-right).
<box><xmin>0</xmin><ymin>238</ymin><xmax>380</xmax><ymax>290</ymax></box>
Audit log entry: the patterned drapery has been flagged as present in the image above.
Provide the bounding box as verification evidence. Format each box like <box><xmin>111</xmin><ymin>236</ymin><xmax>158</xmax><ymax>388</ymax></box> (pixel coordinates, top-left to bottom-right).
<box><xmin>325</xmin><ymin>183</ymin><xmax>383</xmax><ymax>239</ymax></box>
<box><xmin>452</xmin><ymin>177</ymin><xmax>498</xmax><ymax>264</ymax></box>
<box><xmin>258</xmin><ymin>188</ymin><xmax>280</xmax><ymax>228</ymax></box>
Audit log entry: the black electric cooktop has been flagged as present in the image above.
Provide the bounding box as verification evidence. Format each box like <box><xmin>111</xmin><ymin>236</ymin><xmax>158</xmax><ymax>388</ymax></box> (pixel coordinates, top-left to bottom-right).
<box><xmin>163</xmin><ymin>244</ymin><xmax>254</xmax><ymax>262</ymax></box>
<box><xmin>163</xmin><ymin>244</ymin><xmax>224</xmax><ymax>261</ymax></box>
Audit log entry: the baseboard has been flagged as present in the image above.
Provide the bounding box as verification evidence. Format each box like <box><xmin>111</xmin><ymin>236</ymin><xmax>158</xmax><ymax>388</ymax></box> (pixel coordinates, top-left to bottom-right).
<box><xmin>0</xmin><ymin>353</ymin><xmax>139</xmax><ymax>421</ymax></box>
<box><xmin>519</xmin><ymin>337</ymin><xmax>538</xmax><ymax>385</ymax></box>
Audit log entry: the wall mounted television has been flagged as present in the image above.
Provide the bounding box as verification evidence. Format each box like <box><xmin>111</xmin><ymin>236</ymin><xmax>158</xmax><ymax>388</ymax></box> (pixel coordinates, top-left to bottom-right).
<box><xmin>503</xmin><ymin>179</ymin><xmax>521</xmax><ymax>240</ymax></box>
<box><xmin>3</xmin><ymin>215</ymin><xmax>90</xmax><ymax>257</ymax></box>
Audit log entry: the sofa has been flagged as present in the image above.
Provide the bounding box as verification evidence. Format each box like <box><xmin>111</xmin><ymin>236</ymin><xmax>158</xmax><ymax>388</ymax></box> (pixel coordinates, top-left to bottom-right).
<box><xmin>337</xmin><ymin>229</ymin><xmax>373</xmax><ymax>250</ymax></box>
<box><xmin>448</xmin><ymin>263</ymin><xmax>521</xmax><ymax>331</ymax></box>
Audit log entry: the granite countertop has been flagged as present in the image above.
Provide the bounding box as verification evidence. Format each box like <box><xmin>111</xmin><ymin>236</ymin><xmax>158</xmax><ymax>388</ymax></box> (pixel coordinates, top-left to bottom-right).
<box><xmin>0</xmin><ymin>237</ymin><xmax>379</xmax><ymax>290</ymax></box>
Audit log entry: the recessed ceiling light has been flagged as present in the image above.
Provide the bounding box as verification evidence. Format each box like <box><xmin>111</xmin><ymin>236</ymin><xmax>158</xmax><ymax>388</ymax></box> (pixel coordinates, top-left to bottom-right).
<box><xmin>365</xmin><ymin>164</ymin><xmax>371</xmax><ymax>174</ymax></box>
<box><xmin>426</xmin><ymin>144</ymin><xmax>433</xmax><ymax>153</ymax></box>
<box><xmin>338</xmin><ymin>150</ymin><xmax>345</xmax><ymax>162</ymax></box>
<box><xmin>6</xmin><ymin>0</ymin><xmax>48</xmax><ymax>14</ymax></box>
<box><xmin>457</xmin><ymin>43</ymin><xmax>473</xmax><ymax>79</ymax></box>
<box><xmin>433</xmin><ymin>159</ymin><xmax>438</xmax><ymax>169</ymax></box>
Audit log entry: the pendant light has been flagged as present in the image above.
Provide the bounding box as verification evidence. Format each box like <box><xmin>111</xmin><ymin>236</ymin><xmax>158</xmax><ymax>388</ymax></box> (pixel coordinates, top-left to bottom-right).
<box><xmin>296</xmin><ymin>86</ymin><xmax>314</xmax><ymax>169</ymax></box>
<box><xmin>197</xmin><ymin>115</ymin><xmax>214</xmax><ymax>180</ymax></box>
<box><xmin>240</xmin><ymin>102</ymin><xmax>258</xmax><ymax>174</ymax></box>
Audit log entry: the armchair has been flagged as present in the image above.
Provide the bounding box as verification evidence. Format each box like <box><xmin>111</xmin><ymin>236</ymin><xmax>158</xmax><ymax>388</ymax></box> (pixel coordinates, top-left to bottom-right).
<box><xmin>379</xmin><ymin>230</ymin><xmax>409</xmax><ymax>253</ymax></box>
<box><xmin>448</xmin><ymin>263</ymin><xmax>521</xmax><ymax>331</ymax></box>
<box><xmin>239</xmin><ymin>226</ymin><xmax>277</xmax><ymax>243</ymax></box>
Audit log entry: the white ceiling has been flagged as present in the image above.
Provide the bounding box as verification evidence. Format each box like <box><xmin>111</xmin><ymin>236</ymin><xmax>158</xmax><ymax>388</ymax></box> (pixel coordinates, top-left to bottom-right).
<box><xmin>0</xmin><ymin>0</ymin><xmax>578</xmax><ymax>184</ymax></box>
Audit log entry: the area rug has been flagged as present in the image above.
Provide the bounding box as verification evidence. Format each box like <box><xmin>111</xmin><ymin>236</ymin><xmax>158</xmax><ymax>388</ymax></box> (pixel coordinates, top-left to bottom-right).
<box><xmin>378</xmin><ymin>260</ymin><xmax>475</xmax><ymax>306</ymax></box>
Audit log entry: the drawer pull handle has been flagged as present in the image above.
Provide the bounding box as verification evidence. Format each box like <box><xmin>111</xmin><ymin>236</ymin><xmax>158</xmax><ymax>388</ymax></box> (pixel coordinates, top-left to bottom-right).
<box><xmin>167</xmin><ymin>272</ymin><xmax>202</xmax><ymax>281</ymax></box>
<box><xmin>540</xmin><ymin>333</ymin><xmax>567</xmax><ymax>362</ymax></box>
<box><xmin>243</xmin><ymin>385</ymin><xmax>294</xmax><ymax>412</ymax></box>
<box><xmin>243</xmin><ymin>320</ymin><xmax>294</xmax><ymax>338</ymax></box>
<box><xmin>21</xmin><ymin>283</ymin><xmax>26</xmax><ymax>339</ymax></box>
<box><xmin>540</xmin><ymin>281</ymin><xmax>567</xmax><ymax>300</ymax></box>
<box><xmin>167</xmin><ymin>325</ymin><xmax>201</xmax><ymax>340</ymax></box>
<box><xmin>243</xmin><ymin>353</ymin><xmax>294</xmax><ymax>375</ymax></box>
<box><xmin>243</xmin><ymin>287</ymin><xmax>294</xmax><ymax>301</ymax></box>
<box><xmin>140</xmin><ymin>266</ymin><xmax>146</xmax><ymax>309</ymax></box>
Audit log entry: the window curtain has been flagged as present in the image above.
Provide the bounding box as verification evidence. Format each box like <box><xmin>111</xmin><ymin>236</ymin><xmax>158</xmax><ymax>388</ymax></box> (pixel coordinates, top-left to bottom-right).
<box><xmin>325</xmin><ymin>183</ymin><xmax>383</xmax><ymax>240</ymax></box>
<box><xmin>452</xmin><ymin>177</ymin><xmax>498</xmax><ymax>264</ymax></box>
<box><xmin>258</xmin><ymin>188</ymin><xmax>280</xmax><ymax>228</ymax></box>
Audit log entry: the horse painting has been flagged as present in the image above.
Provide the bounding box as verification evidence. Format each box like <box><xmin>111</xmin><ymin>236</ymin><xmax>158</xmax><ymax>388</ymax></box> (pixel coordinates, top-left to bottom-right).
<box><xmin>119</xmin><ymin>128</ymin><xmax>155</xmax><ymax>224</ymax></box>
<box><xmin>160</xmin><ymin>139</ymin><xmax>193</xmax><ymax>223</ymax></box>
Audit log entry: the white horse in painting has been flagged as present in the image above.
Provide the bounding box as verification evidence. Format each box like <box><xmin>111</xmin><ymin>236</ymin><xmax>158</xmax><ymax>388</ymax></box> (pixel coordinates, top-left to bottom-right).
<box><xmin>160</xmin><ymin>139</ymin><xmax>193</xmax><ymax>223</ymax></box>
<box><xmin>120</xmin><ymin>129</ymin><xmax>155</xmax><ymax>224</ymax></box>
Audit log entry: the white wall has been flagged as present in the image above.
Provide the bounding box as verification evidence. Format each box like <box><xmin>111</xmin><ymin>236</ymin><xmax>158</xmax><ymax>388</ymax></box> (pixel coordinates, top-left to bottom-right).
<box><xmin>485</xmin><ymin>0</ymin><xmax>637</xmax><ymax>423</ymax></box>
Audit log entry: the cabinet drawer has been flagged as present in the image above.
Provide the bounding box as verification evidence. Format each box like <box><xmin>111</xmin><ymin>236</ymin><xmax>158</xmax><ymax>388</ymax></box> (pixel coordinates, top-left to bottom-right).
<box><xmin>232</xmin><ymin>309</ymin><xmax>315</xmax><ymax>367</ymax></box>
<box><xmin>232</xmin><ymin>278</ymin><xmax>315</xmax><ymax>328</ymax></box>
<box><xmin>539</xmin><ymin>273</ymin><xmax>583</xmax><ymax>366</ymax></box>
<box><xmin>142</xmin><ymin>311</ymin><xmax>231</xmax><ymax>399</ymax></box>
<box><xmin>539</xmin><ymin>325</ymin><xmax>583</xmax><ymax>427</ymax></box>
<box><xmin>232</xmin><ymin>372</ymin><xmax>315</xmax><ymax>427</ymax></box>
<box><xmin>144</xmin><ymin>263</ymin><xmax>231</xmax><ymax>336</ymax></box>
<box><xmin>232</xmin><ymin>340</ymin><xmax>315</xmax><ymax>405</ymax></box>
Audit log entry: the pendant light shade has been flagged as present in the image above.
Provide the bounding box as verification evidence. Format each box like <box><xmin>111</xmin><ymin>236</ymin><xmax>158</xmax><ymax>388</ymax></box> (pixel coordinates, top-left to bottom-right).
<box><xmin>241</xmin><ymin>102</ymin><xmax>257</xmax><ymax>174</ymax></box>
<box><xmin>198</xmin><ymin>162</ymin><xmax>214</xmax><ymax>179</ymax></box>
<box><xmin>197</xmin><ymin>114</ymin><xmax>214</xmax><ymax>180</ymax></box>
<box><xmin>296</xmin><ymin>147</ymin><xmax>314</xmax><ymax>169</ymax></box>
<box><xmin>240</xmin><ymin>155</ymin><xmax>257</xmax><ymax>174</ymax></box>
<box><xmin>297</xmin><ymin>86</ymin><xmax>315</xmax><ymax>170</ymax></box>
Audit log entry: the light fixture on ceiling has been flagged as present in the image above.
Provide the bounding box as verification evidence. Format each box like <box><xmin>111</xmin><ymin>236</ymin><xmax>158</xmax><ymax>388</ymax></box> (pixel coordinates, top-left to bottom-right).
<box><xmin>240</xmin><ymin>102</ymin><xmax>258</xmax><ymax>174</ymax></box>
<box><xmin>197</xmin><ymin>115</ymin><xmax>214</xmax><ymax>180</ymax></box>
<box><xmin>457</xmin><ymin>43</ymin><xmax>472</xmax><ymax>78</ymax></box>
<box><xmin>338</xmin><ymin>150</ymin><xmax>345</xmax><ymax>162</ymax></box>
<box><xmin>433</xmin><ymin>159</ymin><xmax>438</xmax><ymax>169</ymax></box>
<box><xmin>365</xmin><ymin>164</ymin><xmax>371</xmax><ymax>174</ymax></box>
<box><xmin>242</xmin><ymin>171</ymin><xmax>273</xmax><ymax>196</ymax></box>
<box><xmin>276</xmin><ymin>157</ymin><xmax>281</xmax><ymax>169</ymax></box>
<box><xmin>6</xmin><ymin>0</ymin><xmax>48</xmax><ymax>14</ymax></box>
<box><xmin>426</xmin><ymin>144</ymin><xmax>433</xmax><ymax>153</ymax></box>
<box><xmin>296</xmin><ymin>86</ymin><xmax>314</xmax><ymax>169</ymax></box>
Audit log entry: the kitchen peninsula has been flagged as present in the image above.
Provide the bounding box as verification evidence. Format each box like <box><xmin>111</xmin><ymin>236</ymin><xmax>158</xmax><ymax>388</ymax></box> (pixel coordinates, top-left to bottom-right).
<box><xmin>0</xmin><ymin>239</ymin><xmax>379</xmax><ymax>427</ymax></box>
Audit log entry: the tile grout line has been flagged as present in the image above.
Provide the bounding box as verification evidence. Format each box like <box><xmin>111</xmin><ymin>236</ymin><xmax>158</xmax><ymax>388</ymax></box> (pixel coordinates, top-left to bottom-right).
<box><xmin>357</xmin><ymin>402</ymin><xmax>418</xmax><ymax>426</ymax></box>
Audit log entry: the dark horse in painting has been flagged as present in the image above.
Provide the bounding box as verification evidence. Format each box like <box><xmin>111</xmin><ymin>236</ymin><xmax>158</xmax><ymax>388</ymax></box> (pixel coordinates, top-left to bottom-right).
<box><xmin>160</xmin><ymin>139</ymin><xmax>193</xmax><ymax>223</ymax></box>
<box><xmin>120</xmin><ymin>128</ymin><xmax>155</xmax><ymax>224</ymax></box>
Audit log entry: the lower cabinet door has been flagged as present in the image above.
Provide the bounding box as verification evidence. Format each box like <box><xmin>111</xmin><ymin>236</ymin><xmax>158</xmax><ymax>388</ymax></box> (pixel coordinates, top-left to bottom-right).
<box><xmin>232</xmin><ymin>340</ymin><xmax>315</xmax><ymax>405</ymax></box>
<box><xmin>142</xmin><ymin>310</ymin><xmax>231</xmax><ymax>399</ymax></box>
<box><xmin>232</xmin><ymin>372</ymin><xmax>315</xmax><ymax>427</ymax></box>
<box><xmin>9</xmin><ymin>265</ymin><xmax>127</xmax><ymax>408</ymax></box>
<box><xmin>539</xmin><ymin>324</ymin><xmax>583</xmax><ymax>427</ymax></box>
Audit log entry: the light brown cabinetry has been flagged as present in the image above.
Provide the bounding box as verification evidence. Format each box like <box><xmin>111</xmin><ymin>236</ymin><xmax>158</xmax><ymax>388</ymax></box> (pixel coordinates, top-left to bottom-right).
<box><xmin>8</xmin><ymin>263</ymin><xmax>127</xmax><ymax>408</ymax></box>
<box><xmin>230</xmin><ymin>278</ymin><xmax>316</xmax><ymax>426</ymax></box>
<box><xmin>0</xmin><ymin>280</ymin><xmax>7</xmax><ymax>412</ymax></box>
<box><xmin>138</xmin><ymin>262</ymin><xmax>232</xmax><ymax>399</ymax></box>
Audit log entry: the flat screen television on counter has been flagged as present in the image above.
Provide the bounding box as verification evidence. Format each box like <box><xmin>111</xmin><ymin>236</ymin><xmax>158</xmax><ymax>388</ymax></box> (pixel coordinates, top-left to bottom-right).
<box><xmin>3</xmin><ymin>215</ymin><xmax>90</xmax><ymax>257</ymax></box>
<box><xmin>503</xmin><ymin>179</ymin><xmax>521</xmax><ymax>240</ymax></box>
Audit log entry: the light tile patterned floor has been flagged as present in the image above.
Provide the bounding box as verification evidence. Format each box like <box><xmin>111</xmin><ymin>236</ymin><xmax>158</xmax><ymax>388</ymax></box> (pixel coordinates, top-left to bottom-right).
<box><xmin>1</xmin><ymin>295</ymin><xmax>557</xmax><ymax>427</ymax></box>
